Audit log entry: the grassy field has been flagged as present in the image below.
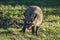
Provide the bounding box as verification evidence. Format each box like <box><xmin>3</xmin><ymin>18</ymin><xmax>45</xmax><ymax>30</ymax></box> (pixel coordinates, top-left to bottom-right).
<box><xmin>0</xmin><ymin>5</ymin><xmax>60</xmax><ymax>40</ymax></box>
<box><xmin>0</xmin><ymin>0</ymin><xmax>60</xmax><ymax>40</ymax></box>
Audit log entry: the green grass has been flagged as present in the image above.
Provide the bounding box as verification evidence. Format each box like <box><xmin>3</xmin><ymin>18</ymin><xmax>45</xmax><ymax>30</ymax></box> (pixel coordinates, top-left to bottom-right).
<box><xmin>0</xmin><ymin>5</ymin><xmax>60</xmax><ymax>40</ymax></box>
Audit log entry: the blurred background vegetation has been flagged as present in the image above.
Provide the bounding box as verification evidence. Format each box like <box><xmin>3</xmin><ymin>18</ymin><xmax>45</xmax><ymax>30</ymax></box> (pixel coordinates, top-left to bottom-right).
<box><xmin>0</xmin><ymin>0</ymin><xmax>60</xmax><ymax>40</ymax></box>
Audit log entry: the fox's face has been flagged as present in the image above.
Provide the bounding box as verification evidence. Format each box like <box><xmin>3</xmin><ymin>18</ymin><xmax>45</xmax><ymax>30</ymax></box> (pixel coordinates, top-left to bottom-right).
<box><xmin>25</xmin><ymin>13</ymin><xmax>35</xmax><ymax>25</ymax></box>
<box><xmin>24</xmin><ymin>7</ymin><xmax>35</xmax><ymax>25</ymax></box>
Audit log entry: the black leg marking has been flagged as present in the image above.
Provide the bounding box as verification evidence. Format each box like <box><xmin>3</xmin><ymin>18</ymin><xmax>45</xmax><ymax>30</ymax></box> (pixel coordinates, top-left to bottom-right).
<box><xmin>32</xmin><ymin>26</ymin><xmax>35</xmax><ymax>35</ymax></box>
<box><xmin>35</xmin><ymin>26</ymin><xmax>38</xmax><ymax>35</ymax></box>
<box><xmin>22</xmin><ymin>20</ymin><xmax>27</xmax><ymax>33</ymax></box>
<box><xmin>22</xmin><ymin>26</ymin><xmax>26</xmax><ymax>33</ymax></box>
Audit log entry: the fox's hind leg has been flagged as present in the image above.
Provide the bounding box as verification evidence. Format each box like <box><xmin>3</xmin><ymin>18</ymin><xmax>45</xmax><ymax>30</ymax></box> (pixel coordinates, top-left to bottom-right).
<box><xmin>35</xmin><ymin>26</ymin><xmax>38</xmax><ymax>35</ymax></box>
<box><xmin>32</xmin><ymin>26</ymin><xmax>35</xmax><ymax>35</ymax></box>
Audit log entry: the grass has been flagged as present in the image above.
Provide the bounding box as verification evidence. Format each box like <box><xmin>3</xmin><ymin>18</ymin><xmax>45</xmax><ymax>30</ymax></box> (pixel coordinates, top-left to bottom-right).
<box><xmin>0</xmin><ymin>5</ymin><xmax>60</xmax><ymax>40</ymax></box>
